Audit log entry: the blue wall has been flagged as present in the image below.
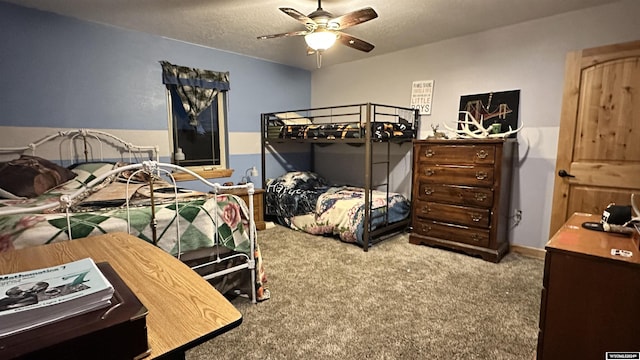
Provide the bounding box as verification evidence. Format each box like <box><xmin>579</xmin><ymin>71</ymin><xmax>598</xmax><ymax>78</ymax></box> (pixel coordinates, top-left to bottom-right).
<box><xmin>0</xmin><ymin>1</ymin><xmax>311</xmax><ymax>186</ymax></box>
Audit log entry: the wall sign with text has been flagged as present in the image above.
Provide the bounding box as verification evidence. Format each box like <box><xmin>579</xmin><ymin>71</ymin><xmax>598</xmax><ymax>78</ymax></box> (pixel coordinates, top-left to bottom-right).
<box><xmin>410</xmin><ymin>80</ymin><xmax>434</xmax><ymax>115</ymax></box>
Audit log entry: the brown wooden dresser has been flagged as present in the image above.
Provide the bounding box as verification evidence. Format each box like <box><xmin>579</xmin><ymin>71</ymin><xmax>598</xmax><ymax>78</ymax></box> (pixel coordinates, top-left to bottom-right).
<box><xmin>537</xmin><ymin>213</ymin><xmax>640</xmax><ymax>359</ymax></box>
<box><xmin>409</xmin><ymin>138</ymin><xmax>516</xmax><ymax>262</ymax></box>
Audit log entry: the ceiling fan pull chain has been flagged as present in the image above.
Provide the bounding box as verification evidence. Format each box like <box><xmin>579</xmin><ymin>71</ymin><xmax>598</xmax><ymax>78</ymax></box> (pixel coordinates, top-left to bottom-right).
<box><xmin>316</xmin><ymin>51</ymin><xmax>322</xmax><ymax>69</ymax></box>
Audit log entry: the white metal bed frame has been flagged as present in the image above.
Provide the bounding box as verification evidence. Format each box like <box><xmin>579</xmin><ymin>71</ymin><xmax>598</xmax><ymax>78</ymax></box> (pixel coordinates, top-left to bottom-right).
<box><xmin>0</xmin><ymin>129</ymin><xmax>259</xmax><ymax>303</ymax></box>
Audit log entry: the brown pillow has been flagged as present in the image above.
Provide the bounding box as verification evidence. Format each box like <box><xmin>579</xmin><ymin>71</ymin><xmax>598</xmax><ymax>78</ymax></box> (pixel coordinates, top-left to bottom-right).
<box><xmin>0</xmin><ymin>155</ymin><xmax>77</xmax><ymax>198</ymax></box>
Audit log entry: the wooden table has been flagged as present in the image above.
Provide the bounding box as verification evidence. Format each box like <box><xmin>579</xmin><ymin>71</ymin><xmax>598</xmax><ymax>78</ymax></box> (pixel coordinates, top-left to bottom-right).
<box><xmin>0</xmin><ymin>232</ymin><xmax>242</xmax><ymax>359</ymax></box>
<box><xmin>537</xmin><ymin>213</ymin><xmax>640</xmax><ymax>359</ymax></box>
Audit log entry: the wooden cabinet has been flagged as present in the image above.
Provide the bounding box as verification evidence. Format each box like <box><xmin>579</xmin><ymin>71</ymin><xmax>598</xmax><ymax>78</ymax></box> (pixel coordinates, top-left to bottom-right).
<box><xmin>219</xmin><ymin>188</ymin><xmax>265</xmax><ymax>230</ymax></box>
<box><xmin>409</xmin><ymin>139</ymin><xmax>516</xmax><ymax>262</ymax></box>
<box><xmin>537</xmin><ymin>213</ymin><xmax>640</xmax><ymax>359</ymax></box>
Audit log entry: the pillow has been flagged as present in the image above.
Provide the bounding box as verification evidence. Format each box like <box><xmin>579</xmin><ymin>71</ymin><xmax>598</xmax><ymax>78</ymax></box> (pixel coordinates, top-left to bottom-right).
<box><xmin>0</xmin><ymin>155</ymin><xmax>77</xmax><ymax>198</ymax></box>
<box><xmin>0</xmin><ymin>187</ymin><xmax>25</xmax><ymax>200</ymax></box>
<box><xmin>68</xmin><ymin>162</ymin><xmax>117</xmax><ymax>185</ymax></box>
<box><xmin>275</xmin><ymin>112</ymin><xmax>312</xmax><ymax>125</ymax></box>
<box><xmin>275</xmin><ymin>171</ymin><xmax>329</xmax><ymax>191</ymax></box>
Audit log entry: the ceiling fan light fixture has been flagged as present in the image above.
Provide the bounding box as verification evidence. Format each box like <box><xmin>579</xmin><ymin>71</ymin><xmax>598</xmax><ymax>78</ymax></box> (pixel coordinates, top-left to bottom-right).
<box><xmin>304</xmin><ymin>30</ymin><xmax>337</xmax><ymax>51</ymax></box>
<box><xmin>258</xmin><ymin>2</ymin><xmax>378</xmax><ymax>60</ymax></box>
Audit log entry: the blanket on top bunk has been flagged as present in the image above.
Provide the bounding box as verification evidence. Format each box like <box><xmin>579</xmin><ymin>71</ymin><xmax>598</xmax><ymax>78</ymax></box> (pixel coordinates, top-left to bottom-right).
<box><xmin>0</xmin><ymin>159</ymin><xmax>269</xmax><ymax>301</ymax></box>
<box><xmin>269</xmin><ymin>121</ymin><xmax>414</xmax><ymax>140</ymax></box>
<box><xmin>265</xmin><ymin>171</ymin><xmax>410</xmax><ymax>245</ymax></box>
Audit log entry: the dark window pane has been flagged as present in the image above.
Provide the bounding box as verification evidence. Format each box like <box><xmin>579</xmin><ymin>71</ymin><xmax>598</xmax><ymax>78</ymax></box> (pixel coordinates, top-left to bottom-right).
<box><xmin>169</xmin><ymin>87</ymin><xmax>221</xmax><ymax>166</ymax></box>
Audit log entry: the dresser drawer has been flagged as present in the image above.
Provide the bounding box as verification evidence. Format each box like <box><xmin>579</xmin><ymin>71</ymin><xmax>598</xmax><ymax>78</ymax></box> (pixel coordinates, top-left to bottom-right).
<box><xmin>414</xmin><ymin>200</ymin><xmax>490</xmax><ymax>228</ymax></box>
<box><xmin>413</xmin><ymin>219</ymin><xmax>490</xmax><ymax>247</ymax></box>
<box><xmin>417</xmin><ymin>164</ymin><xmax>494</xmax><ymax>187</ymax></box>
<box><xmin>416</xmin><ymin>182</ymin><xmax>494</xmax><ymax>207</ymax></box>
<box><xmin>415</xmin><ymin>143</ymin><xmax>495</xmax><ymax>165</ymax></box>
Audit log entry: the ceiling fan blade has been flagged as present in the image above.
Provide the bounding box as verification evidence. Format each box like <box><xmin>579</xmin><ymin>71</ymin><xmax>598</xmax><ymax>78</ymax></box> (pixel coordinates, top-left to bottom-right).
<box><xmin>280</xmin><ymin>7</ymin><xmax>316</xmax><ymax>27</ymax></box>
<box><xmin>328</xmin><ymin>7</ymin><xmax>378</xmax><ymax>30</ymax></box>
<box><xmin>257</xmin><ymin>30</ymin><xmax>308</xmax><ymax>40</ymax></box>
<box><xmin>336</xmin><ymin>32</ymin><xmax>375</xmax><ymax>52</ymax></box>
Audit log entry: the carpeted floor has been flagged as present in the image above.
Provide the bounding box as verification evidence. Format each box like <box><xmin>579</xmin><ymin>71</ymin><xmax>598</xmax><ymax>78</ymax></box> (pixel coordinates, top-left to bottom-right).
<box><xmin>187</xmin><ymin>225</ymin><xmax>544</xmax><ymax>360</ymax></box>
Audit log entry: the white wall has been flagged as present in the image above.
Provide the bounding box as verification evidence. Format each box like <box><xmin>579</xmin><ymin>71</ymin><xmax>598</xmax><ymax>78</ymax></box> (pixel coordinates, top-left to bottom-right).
<box><xmin>310</xmin><ymin>0</ymin><xmax>640</xmax><ymax>249</ymax></box>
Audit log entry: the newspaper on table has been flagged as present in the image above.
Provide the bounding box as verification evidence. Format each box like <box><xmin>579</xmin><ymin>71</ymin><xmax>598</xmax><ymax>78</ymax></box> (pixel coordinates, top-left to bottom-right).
<box><xmin>0</xmin><ymin>258</ymin><xmax>114</xmax><ymax>338</ymax></box>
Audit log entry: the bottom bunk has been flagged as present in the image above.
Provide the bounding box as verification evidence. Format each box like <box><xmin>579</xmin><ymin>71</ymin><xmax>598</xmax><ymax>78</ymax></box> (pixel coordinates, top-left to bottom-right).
<box><xmin>264</xmin><ymin>171</ymin><xmax>411</xmax><ymax>247</ymax></box>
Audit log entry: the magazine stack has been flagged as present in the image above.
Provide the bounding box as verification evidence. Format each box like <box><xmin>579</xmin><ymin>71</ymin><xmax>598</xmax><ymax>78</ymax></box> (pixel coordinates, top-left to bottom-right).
<box><xmin>0</xmin><ymin>258</ymin><xmax>114</xmax><ymax>338</ymax></box>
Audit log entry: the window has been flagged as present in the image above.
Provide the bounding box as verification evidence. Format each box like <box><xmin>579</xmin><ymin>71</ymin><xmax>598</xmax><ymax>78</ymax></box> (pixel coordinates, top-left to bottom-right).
<box><xmin>166</xmin><ymin>88</ymin><xmax>228</xmax><ymax>169</ymax></box>
<box><xmin>159</xmin><ymin>61</ymin><xmax>231</xmax><ymax>179</ymax></box>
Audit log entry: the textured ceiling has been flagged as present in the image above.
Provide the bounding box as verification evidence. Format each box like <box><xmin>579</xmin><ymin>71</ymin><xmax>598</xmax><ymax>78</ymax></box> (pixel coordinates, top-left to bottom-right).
<box><xmin>6</xmin><ymin>0</ymin><xmax>621</xmax><ymax>70</ymax></box>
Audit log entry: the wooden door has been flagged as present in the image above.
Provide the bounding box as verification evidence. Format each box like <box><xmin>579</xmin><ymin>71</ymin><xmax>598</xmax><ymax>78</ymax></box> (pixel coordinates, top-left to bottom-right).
<box><xmin>549</xmin><ymin>40</ymin><xmax>640</xmax><ymax>237</ymax></box>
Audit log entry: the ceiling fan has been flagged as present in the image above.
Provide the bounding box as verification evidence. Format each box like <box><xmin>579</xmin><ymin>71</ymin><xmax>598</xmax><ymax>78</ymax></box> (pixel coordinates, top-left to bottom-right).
<box><xmin>257</xmin><ymin>0</ymin><xmax>378</xmax><ymax>67</ymax></box>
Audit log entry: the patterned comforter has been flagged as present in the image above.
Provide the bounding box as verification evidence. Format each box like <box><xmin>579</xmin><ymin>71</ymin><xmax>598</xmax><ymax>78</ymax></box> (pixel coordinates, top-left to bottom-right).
<box><xmin>265</xmin><ymin>172</ymin><xmax>410</xmax><ymax>245</ymax></box>
<box><xmin>0</xmin><ymin>162</ymin><xmax>269</xmax><ymax>301</ymax></box>
<box><xmin>290</xmin><ymin>187</ymin><xmax>410</xmax><ymax>244</ymax></box>
<box><xmin>1</xmin><ymin>195</ymin><xmax>251</xmax><ymax>255</ymax></box>
<box><xmin>268</xmin><ymin>121</ymin><xmax>414</xmax><ymax>141</ymax></box>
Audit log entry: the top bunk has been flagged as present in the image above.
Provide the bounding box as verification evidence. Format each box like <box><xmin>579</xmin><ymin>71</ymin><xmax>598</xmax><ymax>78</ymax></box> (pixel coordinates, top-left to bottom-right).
<box><xmin>261</xmin><ymin>103</ymin><xmax>419</xmax><ymax>144</ymax></box>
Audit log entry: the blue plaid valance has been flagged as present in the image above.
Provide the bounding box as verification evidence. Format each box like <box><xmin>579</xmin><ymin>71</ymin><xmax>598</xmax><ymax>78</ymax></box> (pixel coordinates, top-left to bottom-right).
<box><xmin>160</xmin><ymin>61</ymin><xmax>230</xmax><ymax>91</ymax></box>
<box><xmin>160</xmin><ymin>61</ymin><xmax>230</xmax><ymax>126</ymax></box>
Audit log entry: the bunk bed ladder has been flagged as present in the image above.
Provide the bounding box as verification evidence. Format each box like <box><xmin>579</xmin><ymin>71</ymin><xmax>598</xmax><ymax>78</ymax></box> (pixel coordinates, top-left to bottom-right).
<box><xmin>363</xmin><ymin>104</ymin><xmax>372</xmax><ymax>251</ymax></box>
<box><xmin>367</xmin><ymin>141</ymin><xmax>394</xmax><ymax>247</ymax></box>
<box><xmin>364</xmin><ymin>103</ymin><xmax>393</xmax><ymax>251</ymax></box>
<box><xmin>364</xmin><ymin>104</ymin><xmax>415</xmax><ymax>251</ymax></box>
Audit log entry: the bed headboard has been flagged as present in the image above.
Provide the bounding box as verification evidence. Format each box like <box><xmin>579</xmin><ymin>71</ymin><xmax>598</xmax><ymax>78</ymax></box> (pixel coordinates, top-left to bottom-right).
<box><xmin>0</xmin><ymin>129</ymin><xmax>159</xmax><ymax>165</ymax></box>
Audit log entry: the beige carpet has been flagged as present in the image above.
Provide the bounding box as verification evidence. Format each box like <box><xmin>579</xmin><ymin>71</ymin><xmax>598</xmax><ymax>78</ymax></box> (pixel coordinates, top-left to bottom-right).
<box><xmin>188</xmin><ymin>225</ymin><xmax>544</xmax><ymax>360</ymax></box>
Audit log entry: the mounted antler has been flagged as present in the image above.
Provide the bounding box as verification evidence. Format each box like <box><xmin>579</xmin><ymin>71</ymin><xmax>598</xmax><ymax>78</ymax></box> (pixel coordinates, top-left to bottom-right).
<box><xmin>428</xmin><ymin>124</ymin><xmax>448</xmax><ymax>139</ymax></box>
<box><xmin>444</xmin><ymin>111</ymin><xmax>523</xmax><ymax>139</ymax></box>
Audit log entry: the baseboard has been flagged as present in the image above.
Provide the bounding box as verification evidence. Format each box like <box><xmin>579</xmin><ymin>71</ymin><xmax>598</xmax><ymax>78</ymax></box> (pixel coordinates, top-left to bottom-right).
<box><xmin>511</xmin><ymin>244</ymin><xmax>546</xmax><ymax>260</ymax></box>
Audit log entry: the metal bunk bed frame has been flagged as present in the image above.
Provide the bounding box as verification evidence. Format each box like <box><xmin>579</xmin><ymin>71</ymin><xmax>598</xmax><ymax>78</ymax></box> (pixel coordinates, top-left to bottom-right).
<box><xmin>261</xmin><ymin>102</ymin><xmax>419</xmax><ymax>251</ymax></box>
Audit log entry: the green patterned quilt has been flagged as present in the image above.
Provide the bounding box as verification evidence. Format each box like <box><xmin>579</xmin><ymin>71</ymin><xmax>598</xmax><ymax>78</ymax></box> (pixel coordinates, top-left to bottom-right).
<box><xmin>0</xmin><ymin>161</ymin><xmax>269</xmax><ymax>301</ymax></box>
<box><xmin>0</xmin><ymin>195</ymin><xmax>251</xmax><ymax>255</ymax></box>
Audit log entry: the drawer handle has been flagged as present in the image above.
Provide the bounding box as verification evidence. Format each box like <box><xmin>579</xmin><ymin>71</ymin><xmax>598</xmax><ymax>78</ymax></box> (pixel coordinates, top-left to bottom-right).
<box><xmin>421</xmin><ymin>206</ymin><xmax>431</xmax><ymax>214</ymax></box>
<box><xmin>425</xmin><ymin>169</ymin><xmax>435</xmax><ymax>176</ymax></box>
<box><xmin>476</xmin><ymin>150</ymin><xmax>488</xmax><ymax>159</ymax></box>
<box><xmin>424</xmin><ymin>187</ymin><xmax>434</xmax><ymax>195</ymax></box>
<box><xmin>421</xmin><ymin>225</ymin><xmax>432</xmax><ymax>233</ymax></box>
<box><xmin>470</xmin><ymin>214</ymin><xmax>483</xmax><ymax>222</ymax></box>
<box><xmin>474</xmin><ymin>193</ymin><xmax>487</xmax><ymax>202</ymax></box>
<box><xmin>425</xmin><ymin>149</ymin><xmax>435</xmax><ymax>158</ymax></box>
<box><xmin>471</xmin><ymin>234</ymin><xmax>482</xmax><ymax>242</ymax></box>
<box><xmin>475</xmin><ymin>171</ymin><xmax>488</xmax><ymax>180</ymax></box>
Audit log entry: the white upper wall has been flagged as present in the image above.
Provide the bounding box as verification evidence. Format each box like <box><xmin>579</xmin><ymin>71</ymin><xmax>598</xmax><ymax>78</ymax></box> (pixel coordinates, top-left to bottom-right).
<box><xmin>310</xmin><ymin>0</ymin><xmax>640</xmax><ymax>249</ymax></box>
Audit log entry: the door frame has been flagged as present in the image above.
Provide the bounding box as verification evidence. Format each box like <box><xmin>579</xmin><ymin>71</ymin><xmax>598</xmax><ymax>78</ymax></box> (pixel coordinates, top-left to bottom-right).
<box><xmin>549</xmin><ymin>40</ymin><xmax>640</xmax><ymax>237</ymax></box>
